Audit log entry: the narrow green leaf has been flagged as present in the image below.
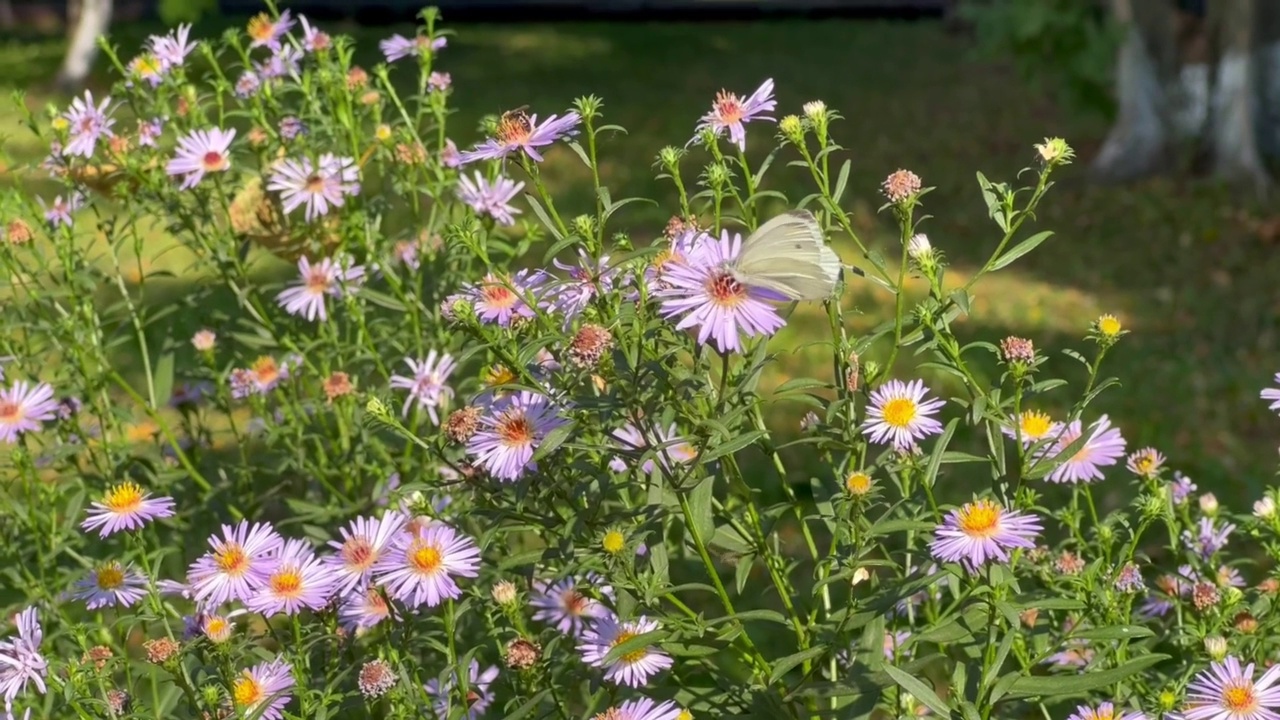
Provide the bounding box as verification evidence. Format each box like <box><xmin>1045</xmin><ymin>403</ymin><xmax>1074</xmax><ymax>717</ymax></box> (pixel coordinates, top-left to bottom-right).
<box><xmin>990</xmin><ymin>231</ymin><xmax>1053</xmax><ymax>271</ymax></box>
<box><xmin>152</xmin><ymin>351</ymin><xmax>175</xmax><ymax>408</ymax></box>
<box><xmin>769</xmin><ymin>647</ymin><xmax>828</xmax><ymax>685</ymax></box>
<box><xmin>602</xmin><ymin>629</ymin><xmax>667</xmax><ymax>665</ymax></box>
<box><xmin>883</xmin><ymin>665</ymin><xmax>950</xmax><ymax>716</ymax></box>
<box><xmin>687</xmin><ymin>476</ymin><xmax>716</xmax><ymax>541</ymax></box>
<box><xmin>1005</xmin><ymin>654</ymin><xmax>1170</xmax><ymax>700</ymax></box>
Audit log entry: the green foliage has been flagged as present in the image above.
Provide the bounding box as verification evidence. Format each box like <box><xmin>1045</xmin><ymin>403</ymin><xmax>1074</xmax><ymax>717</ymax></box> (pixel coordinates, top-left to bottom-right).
<box><xmin>158</xmin><ymin>0</ymin><xmax>217</xmax><ymax>25</ymax></box>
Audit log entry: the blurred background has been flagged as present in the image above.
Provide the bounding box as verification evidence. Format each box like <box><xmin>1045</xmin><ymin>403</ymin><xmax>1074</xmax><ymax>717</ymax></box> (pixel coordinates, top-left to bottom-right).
<box><xmin>4</xmin><ymin>0</ymin><xmax>1280</xmax><ymax>499</ymax></box>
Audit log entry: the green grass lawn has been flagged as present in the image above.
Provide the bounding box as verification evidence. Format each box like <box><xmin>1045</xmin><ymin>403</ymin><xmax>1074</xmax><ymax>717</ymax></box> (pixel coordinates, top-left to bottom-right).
<box><xmin>4</xmin><ymin>14</ymin><xmax>1279</xmax><ymax>503</ymax></box>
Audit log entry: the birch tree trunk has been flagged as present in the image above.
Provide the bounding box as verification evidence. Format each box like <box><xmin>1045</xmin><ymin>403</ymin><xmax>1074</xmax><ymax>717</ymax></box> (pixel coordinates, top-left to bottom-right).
<box><xmin>55</xmin><ymin>0</ymin><xmax>113</xmax><ymax>91</ymax></box>
<box><xmin>1206</xmin><ymin>0</ymin><xmax>1271</xmax><ymax>191</ymax></box>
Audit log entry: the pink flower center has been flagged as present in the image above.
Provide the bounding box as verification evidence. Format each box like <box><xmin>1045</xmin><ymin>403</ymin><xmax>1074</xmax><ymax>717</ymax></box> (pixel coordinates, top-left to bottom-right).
<box><xmin>342</xmin><ymin>538</ymin><xmax>375</xmax><ymax>571</ymax></box>
<box><xmin>705</xmin><ymin>270</ymin><xmax>746</xmax><ymax>307</ymax></box>
<box><xmin>497</xmin><ymin>411</ymin><xmax>533</xmax><ymax>448</ymax></box>
<box><xmin>714</xmin><ymin>90</ymin><xmax>744</xmax><ymax>124</ymax></box>
<box><xmin>0</xmin><ymin>400</ymin><xmax>20</xmax><ymax>424</ymax></box>
<box><xmin>305</xmin><ymin>267</ymin><xmax>333</xmax><ymax>293</ymax></box>
<box><xmin>480</xmin><ymin>282</ymin><xmax>517</xmax><ymax>309</ymax></box>
<box><xmin>561</xmin><ymin>589</ymin><xmax>588</xmax><ymax>615</ymax></box>
<box><xmin>201</xmin><ymin>150</ymin><xmax>227</xmax><ymax>171</ymax></box>
<box><xmin>304</xmin><ymin>173</ymin><xmax>326</xmax><ymax>194</ymax></box>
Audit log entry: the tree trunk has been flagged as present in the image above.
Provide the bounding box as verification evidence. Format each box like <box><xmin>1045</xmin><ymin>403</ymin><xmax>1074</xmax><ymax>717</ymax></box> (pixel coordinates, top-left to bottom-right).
<box><xmin>1206</xmin><ymin>0</ymin><xmax>1271</xmax><ymax>192</ymax></box>
<box><xmin>55</xmin><ymin>0</ymin><xmax>112</xmax><ymax>92</ymax></box>
<box><xmin>0</xmin><ymin>0</ymin><xmax>14</xmax><ymax>31</ymax></box>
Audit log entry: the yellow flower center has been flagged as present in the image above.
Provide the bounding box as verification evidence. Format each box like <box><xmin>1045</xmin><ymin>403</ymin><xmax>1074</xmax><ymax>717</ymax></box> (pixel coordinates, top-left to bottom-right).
<box><xmin>251</xmin><ymin>356</ymin><xmax>280</xmax><ymax>385</ymax></box>
<box><xmin>610</xmin><ymin>630</ymin><xmax>647</xmax><ymax>664</ymax></box>
<box><xmin>246</xmin><ymin>13</ymin><xmax>275</xmax><ymax>42</ymax></box>
<box><xmin>131</xmin><ymin>54</ymin><xmax>161</xmax><ymax>77</ymax></box>
<box><xmin>269</xmin><ymin>568</ymin><xmax>303</xmax><ymax>598</ymax></box>
<box><xmin>204</xmin><ymin>616</ymin><xmax>230</xmax><ymax>642</ymax></box>
<box><xmin>214</xmin><ymin>544</ymin><xmax>248</xmax><ymax>576</ymax></box>
<box><xmin>678</xmin><ymin>711</ymin><xmax>694</xmax><ymax>720</ymax></box>
<box><xmin>845</xmin><ymin>472</ymin><xmax>872</xmax><ymax>496</ymax></box>
<box><xmin>1097</xmin><ymin>314</ymin><xmax>1122</xmax><ymax>337</ymax></box>
<box><xmin>881</xmin><ymin>397</ymin><xmax>918</xmax><ymax>429</ymax></box>
<box><xmin>102</xmin><ymin>483</ymin><xmax>144</xmax><ymax>513</ymax></box>
<box><xmin>484</xmin><ymin>365</ymin><xmax>517</xmax><ymax>388</ymax></box>
<box><xmin>602</xmin><ymin>530</ymin><xmax>626</xmax><ymax>555</ymax></box>
<box><xmin>95</xmin><ymin>563</ymin><xmax>125</xmax><ymax>590</ymax></box>
<box><xmin>51</xmin><ymin>117</ymin><xmax>69</xmax><ymax>132</ymax></box>
<box><xmin>233</xmin><ymin>674</ymin><xmax>263</xmax><ymax>707</ymax></box>
<box><xmin>956</xmin><ymin>500</ymin><xmax>1002</xmax><ymax>538</ymax></box>
<box><xmin>410</xmin><ymin>542</ymin><xmax>443</xmax><ymax>574</ymax></box>
<box><xmin>1223</xmin><ymin>681</ymin><xmax>1257</xmax><ymax>712</ymax></box>
<box><xmin>1135</xmin><ymin>456</ymin><xmax>1155</xmax><ymax>474</ymax></box>
<box><xmin>1018</xmin><ymin>411</ymin><xmax>1053</xmax><ymax>439</ymax></box>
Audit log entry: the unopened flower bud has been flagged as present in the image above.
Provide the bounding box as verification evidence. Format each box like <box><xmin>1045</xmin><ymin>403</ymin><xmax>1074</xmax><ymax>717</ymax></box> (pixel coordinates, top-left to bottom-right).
<box><xmin>802</xmin><ymin>100</ymin><xmax>828</xmax><ymax>123</ymax></box>
<box><xmin>657</xmin><ymin>146</ymin><xmax>683</xmax><ymax>172</ymax></box>
<box><xmin>1159</xmin><ymin>690</ymin><xmax>1178</xmax><ymax>712</ymax></box>
<box><xmin>1199</xmin><ymin>493</ymin><xmax>1219</xmax><ymax>516</ymax></box>
<box><xmin>1034</xmin><ymin>137</ymin><xmax>1075</xmax><ymax>166</ymax></box>
<box><xmin>778</xmin><ymin>115</ymin><xmax>804</xmax><ymax>145</ymax></box>
<box><xmin>705</xmin><ymin>162</ymin><xmax>730</xmax><ymax>189</ymax></box>
<box><xmin>572</xmin><ymin>214</ymin><xmax>596</xmax><ymax>239</ymax></box>
<box><xmin>602</xmin><ymin>529</ymin><xmax>626</xmax><ymax>555</ymax></box>
<box><xmin>1093</xmin><ymin>313</ymin><xmax>1123</xmax><ymax>342</ymax></box>
<box><xmin>491</xmin><ymin>580</ymin><xmax>518</xmax><ymax>606</ymax></box>
<box><xmin>1204</xmin><ymin>635</ymin><xmax>1228</xmax><ymax>660</ymax></box>
<box><xmin>191</xmin><ymin>329</ymin><xmax>216</xmax><ymax>352</ymax></box>
<box><xmin>375</xmin><ymin>124</ymin><xmax>392</xmax><ymax>141</ymax></box>
<box><xmin>1254</xmin><ymin>495</ymin><xmax>1276</xmax><ymax>519</ymax></box>
<box><xmin>844</xmin><ymin>471</ymin><xmax>873</xmax><ymax>497</ymax></box>
<box><xmin>907</xmin><ymin>233</ymin><xmax>934</xmax><ymax>264</ymax></box>
<box><xmin>365</xmin><ymin>397</ymin><xmax>390</xmax><ymax>420</ymax></box>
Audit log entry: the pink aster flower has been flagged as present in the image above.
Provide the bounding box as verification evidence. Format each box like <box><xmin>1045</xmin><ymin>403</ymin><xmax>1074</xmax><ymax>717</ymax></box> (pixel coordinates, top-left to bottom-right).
<box><xmin>1042</xmin><ymin>415</ymin><xmax>1127</xmax><ymax>484</ymax></box>
<box><xmin>608</xmin><ymin>422</ymin><xmax>696</xmax><ymax>475</ymax></box>
<box><xmin>428</xmin><ymin>71</ymin><xmax>451</xmax><ymax>92</ymax></box>
<box><xmin>458</xmin><ymin>110</ymin><xmax>581</xmax><ymax>164</ymax></box>
<box><xmin>930</xmin><ymin>499</ymin><xmax>1042</xmax><ymax>568</ymax></box>
<box><xmin>266</xmin><ymin>153</ymin><xmax>360</xmax><ymax>221</ymax></box>
<box><xmin>0</xmin><ymin>381</ymin><xmax>59</xmax><ymax>444</ymax></box>
<box><xmin>0</xmin><ymin>607</ymin><xmax>47</xmax><ymax>707</ymax></box>
<box><xmin>339</xmin><ymin>586</ymin><xmax>394</xmax><ymax>631</ymax></box>
<box><xmin>464</xmin><ymin>270</ymin><xmax>549</xmax><ymax>327</ymax></box>
<box><xmin>73</xmin><ymin>561</ymin><xmax>147</xmax><ymax>610</ymax></box>
<box><xmin>1263</xmin><ymin>373</ymin><xmax>1280</xmax><ymax>413</ymax></box>
<box><xmin>379</xmin><ymin>33</ymin><xmax>446</xmax><ymax>62</ymax></box>
<box><xmin>1185</xmin><ymin>517</ymin><xmax>1236</xmax><ymax>561</ymax></box>
<box><xmin>531</xmin><ymin>575</ymin><xmax>613</xmax><ymax>636</ymax></box>
<box><xmin>149</xmin><ymin>23</ymin><xmax>195</xmax><ymax>70</ymax></box>
<box><xmin>862</xmin><ymin>379</ymin><xmax>946</xmax><ymax>449</ymax></box>
<box><xmin>389</xmin><ymin>352</ymin><xmax>457</xmax><ymax>423</ymax></box>
<box><xmin>578</xmin><ymin>614</ymin><xmax>673</xmax><ymax>687</ymax></box>
<box><xmin>456</xmin><ymin>172</ymin><xmax>524</xmax><ymax>226</ymax></box>
<box><xmin>137</xmin><ymin>118</ymin><xmax>164</xmax><ymax>147</ymax></box>
<box><xmin>695</xmin><ymin>78</ymin><xmax>776</xmax><ymax>151</ymax></box>
<box><xmin>256</xmin><ymin>44</ymin><xmax>301</xmax><ymax>80</ymax></box>
<box><xmin>656</xmin><ymin>230</ymin><xmax>787</xmax><ymax>353</ymax></box>
<box><xmin>186</xmin><ymin>520</ymin><xmax>283</xmax><ymax>606</ymax></box>
<box><xmin>229</xmin><ymin>355</ymin><xmax>292</xmax><ymax>399</ymax></box>
<box><xmin>230</xmin><ymin>657</ymin><xmax>294</xmax><ymax>720</ymax></box>
<box><xmin>235</xmin><ymin>71</ymin><xmax>261</xmax><ymax>98</ymax></box>
<box><xmin>40</xmin><ymin>193</ymin><xmax>83</xmax><ymax>228</ymax></box>
<box><xmin>592</xmin><ymin>699</ymin><xmax>683</xmax><ymax>720</ymax></box>
<box><xmin>372</xmin><ymin>523</ymin><xmax>480</xmax><ymax>609</ymax></box>
<box><xmin>424</xmin><ymin>661</ymin><xmax>499</xmax><ymax>720</ymax></box>
<box><xmin>466</xmin><ymin>390</ymin><xmax>567</xmax><ymax>482</ymax></box>
<box><xmin>1126</xmin><ymin>447</ymin><xmax>1166</xmax><ymax>479</ymax></box>
<box><xmin>1170</xmin><ymin>656</ymin><xmax>1280</xmax><ymax>720</ymax></box>
<box><xmin>441</xmin><ymin>138</ymin><xmax>462</xmax><ymax>168</ymax></box>
<box><xmin>166</xmin><ymin>128</ymin><xmax>235</xmax><ymax>189</ymax></box>
<box><xmin>247</xmin><ymin>9</ymin><xmax>294</xmax><ymax>49</ymax></box>
<box><xmin>324</xmin><ymin>511</ymin><xmax>409</xmax><ymax>598</ymax></box>
<box><xmin>61</xmin><ymin>90</ymin><xmax>115</xmax><ymax>158</ymax></box>
<box><xmin>80</xmin><ymin>482</ymin><xmax>174</xmax><ymax>537</ymax></box>
<box><xmin>549</xmin><ymin>250</ymin><xmax>617</xmax><ymax>321</ymax></box>
<box><xmin>275</xmin><ymin>255</ymin><xmax>365</xmax><ymax>322</ymax></box>
<box><xmin>246</xmin><ymin>538</ymin><xmax>334</xmax><ymax>616</ymax></box>
<box><xmin>299</xmin><ymin>16</ymin><xmax>331</xmax><ymax>53</ymax></box>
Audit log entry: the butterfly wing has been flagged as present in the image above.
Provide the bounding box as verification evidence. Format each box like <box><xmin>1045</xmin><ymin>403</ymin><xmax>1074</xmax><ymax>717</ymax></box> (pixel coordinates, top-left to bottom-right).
<box><xmin>733</xmin><ymin>211</ymin><xmax>842</xmax><ymax>301</ymax></box>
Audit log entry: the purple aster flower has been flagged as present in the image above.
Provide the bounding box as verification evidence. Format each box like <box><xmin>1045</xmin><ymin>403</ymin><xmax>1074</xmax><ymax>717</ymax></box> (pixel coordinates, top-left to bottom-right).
<box><xmin>695</xmin><ymin>78</ymin><xmax>776</xmax><ymax>151</ymax></box>
<box><xmin>424</xmin><ymin>661</ymin><xmax>499</xmax><ymax>720</ymax></box>
<box><xmin>247</xmin><ymin>9</ymin><xmax>294</xmax><ymax>49</ymax></box>
<box><xmin>531</xmin><ymin>575</ymin><xmax>613</xmax><ymax>635</ymax></box>
<box><xmin>278</xmin><ymin>116</ymin><xmax>306</xmax><ymax>140</ymax></box>
<box><xmin>267</xmin><ymin>153</ymin><xmax>360</xmax><ymax>221</ymax></box>
<box><xmin>883</xmin><ymin>629</ymin><xmax>912</xmax><ymax>660</ymax></box>
<box><xmin>340</xmin><ymin>586</ymin><xmax>393</xmax><ymax>631</ymax></box>
<box><xmin>456</xmin><ymin>171</ymin><xmax>524</xmax><ymax>226</ymax></box>
<box><xmin>299</xmin><ymin>16</ymin><xmax>331</xmax><ymax>53</ymax></box>
<box><xmin>230</xmin><ymin>657</ymin><xmax>294</xmax><ymax>720</ymax></box>
<box><xmin>644</xmin><ymin>228</ymin><xmax>701</xmax><ymax>294</ymax></box>
<box><xmin>1114</xmin><ymin>563</ymin><xmax>1146</xmax><ymax>594</ymax></box>
<box><xmin>1067</xmin><ymin>703</ymin><xmax>1145</xmax><ymax>720</ymax></box>
<box><xmin>186</xmin><ymin>520</ymin><xmax>283</xmax><ymax>606</ymax></box>
<box><xmin>427</xmin><ymin>71</ymin><xmax>451</xmax><ymax>92</ymax></box>
<box><xmin>578</xmin><ymin>614</ymin><xmax>673</xmax><ymax>687</ymax></box>
<box><xmin>256</xmin><ymin>45</ymin><xmax>302</xmax><ymax>80</ymax></box>
<box><xmin>389</xmin><ymin>352</ymin><xmax>457</xmax><ymax>422</ymax></box>
<box><xmin>1171</xmin><ymin>472</ymin><xmax>1197</xmax><ymax>504</ymax></box>
<box><xmin>466</xmin><ymin>390</ymin><xmax>567</xmax><ymax>482</ymax></box>
<box><xmin>0</xmin><ymin>381</ymin><xmax>59</xmax><ymax>443</ymax></box>
<box><xmin>40</xmin><ymin>193</ymin><xmax>83</xmax><ymax>228</ymax></box>
<box><xmin>1126</xmin><ymin>447</ymin><xmax>1166</xmax><ymax>479</ymax></box>
<box><xmin>0</xmin><ymin>607</ymin><xmax>47</xmax><ymax>707</ymax></box>
<box><xmin>1263</xmin><ymin>373</ymin><xmax>1280</xmax><ymax>413</ymax></box>
<box><xmin>930</xmin><ymin>499</ymin><xmax>1042</xmax><ymax>568</ymax></box>
<box><xmin>169</xmin><ymin>380</ymin><xmax>213</xmax><ymax>408</ymax></box>
<box><xmin>465</xmin><ymin>270</ymin><xmax>549</xmax><ymax>327</ymax></box>
<box><xmin>229</xmin><ymin>356</ymin><xmax>290</xmax><ymax>398</ymax></box>
<box><xmin>656</xmin><ymin>230</ymin><xmax>787</xmax><ymax>353</ymax></box>
<box><xmin>137</xmin><ymin>118</ymin><xmax>164</xmax><ymax>148</ymax></box>
<box><xmin>1185</xmin><ymin>517</ymin><xmax>1236</xmax><ymax>560</ymax></box>
<box><xmin>441</xmin><ymin>138</ymin><xmax>462</xmax><ymax>168</ymax></box>
<box><xmin>235</xmin><ymin>71</ymin><xmax>261</xmax><ymax>98</ymax></box>
<box><xmin>61</xmin><ymin>90</ymin><xmax>115</xmax><ymax>158</ymax></box>
<box><xmin>549</xmin><ymin>250</ymin><xmax>616</xmax><ymax>320</ymax></box>
<box><xmin>593</xmin><ymin>699</ymin><xmax>683</xmax><ymax>720</ymax></box>
<box><xmin>55</xmin><ymin>396</ymin><xmax>81</xmax><ymax>420</ymax></box>
<box><xmin>1169</xmin><ymin>656</ymin><xmax>1280</xmax><ymax>720</ymax></box>
<box><xmin>73</xmin><ymin>561</ymin><xmax>147</xmax><ymax>610</ymax></box>
<box><xmin>1139</xmin><ymin>567</ymin><xmax>1197</xmax><ymax>619</ymax></box>
<box><xmin>459</xmin><ymin>109</ymin><xmax>581</xmax><ymax>164</ymax></box>
<box><xmin>1042</xmin><ymin>415</ymin><xmax>1127</xmax><ymax>484</ymax></box>
<box><xmin>862</xmin><ymin>379</ymin><xmax>946</xmax><ymax>449</ymax></box>
<box><xmin>246</xmin><ymin>538</ymin><xmax>334</xmax><ymax>616</ymax></box>
<box><xmin>275</xmin><ymin>255</ymin><xmax>365</xmax><ymax>322</ymax></box>
<box><xmin>608</xmin><ymin>422</ymin><xmax>696</xmax><ymax>475</ymax></box>
<box><xmin>379</xmin><ymin>33</ymin><xmax>446</xmax><ymax>62</ymax></box>
<box><xmin>1045</xmin><ymin>630</ymin><xmax>1095</xmax><ymax>669</ymax></box>
<box><xmin>324</xmin><ymin>511</ymin><xmax>409</xmax><ymax>598</ymax></box>
<box><xmin>149</xmin><ymin>23</ymin><xmax>195</xmax><ymax>70</ymax></box>
<box><xmin>81</xmin><ymin>481</ymin><xmax>175</xmax><ymax>537</ymax></box>
<box><xmin>1217</xmin><ymin>565</ymin><xmax>1245</xmax><ymax>589</ymax></box>
<box><xmin>373</xmin><ymin>523</ymin><xmax>480</xmax><ymax>609</ymax></box>
<box><xmin>1001</xmin><ymin>410</ymin><xmax>1060</xmax><ymax>446</ymax></box>
<box><xmin>127</xmin><ymin>52</ymin><xmax>166</xmax><ymax>87</ymax></box>
<box><xmin>166</xmin><ymin>127</ymin><xmax>235</xmax><ymax>189</ymax></box>
<box><xmin>393</xmin><ymin>239</ymin><xmax>421</xmax><ymax>270</ymax></box>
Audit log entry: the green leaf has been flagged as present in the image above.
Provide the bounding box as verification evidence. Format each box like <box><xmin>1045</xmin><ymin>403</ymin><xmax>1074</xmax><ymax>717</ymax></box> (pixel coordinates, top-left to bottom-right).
<box><xmin>699</xmin><ymin>430</ymin><xmax>766</xmax><ymax>463</ymax></box>
<box><xmin>530</xmin><ymin>420</ymin><xmax>576</xmax><ymax>463</ymax></box>
<box><xmin>712</xmin><ymin>609</ymin><xmax>789</xmax><ymax>627</ymax></box>
<box><xmin>1070</xmin><ymin>625</ymin><xmax>1154</xmax><ymax>641</ymax></box>
<box><xmin>833</xmin><ymin>160</ymin><xmax>852</xmax><ymax>204</ymax></box>
<box><xmin>602</xmin><ymin>629</ymin><xmax>667</xmax><ymax>665</ymax></box>
<box><xmin>989</xmin><ymin>231</ymin><xmax>1054</xmax><ymax>271</ymax></box>
<box><xmin>867</xmin><ymin>519</ymin><xmax>936</xmax><ymax>537</ymax></box>
<box><xmin>360</xmin><ymin>289</ymin><xmax>408</xmax><ymax>312</ymax></box>
<box><xmin>686</xmin><ymin>476</ymin><xmax>716</xmax><ymax>541</ymax></box>
<box><xmin>883</xmin><ymin>665</ymin><xmax>950</xmax><ymax>716</ymax></box>
<box><xmin>503</xmin><ymin>689</ymin><xmax>552</xmax><ymax>720</ymax></box>
<box><xmin>923</xmin><ymin>418</ymin><xmax>958</xmax><ymax>489</ymax></box>
<box><xmin>152</xmin><ymin>351</ymin><xmax>175</xmax><ymax>408</ymax></box>
<box><xmin>1004</xmin><ymin>654</ymin><xmax>1170</xmax><ymax>700</ymax></box>
<box><xmin>768</xmin><ymin>646</ymin><xmax>828</xmax><ymax>684</ymax></box>
<box><xmin>524</xmin><ymin>194</ymin><xmax>564</xmax><ymax>240</ymax></box>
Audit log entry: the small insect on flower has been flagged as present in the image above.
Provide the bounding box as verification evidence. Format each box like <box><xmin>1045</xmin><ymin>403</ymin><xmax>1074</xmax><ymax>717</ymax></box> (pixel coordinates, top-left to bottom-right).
<box><xmin>372</xmin><ymin>523</ymin><xmax>481</xmax><ymax>609</ymax></box>
<box><xmin>379</xmin><ymin>33</ymin><xmax>447</xmax><ymax>62</ymax></box>
<box><xmin>459</xmin><ymin>108</ymin><xmax>581</xmax><ymax>164</ymax></box>
<box><xmin>246</xmin><ymin>538</ymin><xmax>335</xmax><ymax>616</ymax></box>
<box><xmin>231</xmin><ymin>657</ymin><xmax>295</xmax><ymax>720</ymax></box>
<box><xmin>1171</xmin><ymin>656</ymin><xmax>1280</xmax><ymax>720</ymax></box>
<box><xmin>1126</xmin><ymin>447</ymin><xmax>1166</xmax><ymax>479</ymax></box>
<box><xmin>531</xmin><ymin>576</ymin><xmax>612</xmax><ymax>635</ymax></box>
<box><xmin>267</xmin><ymin>154</ymin><xmax>360</xmax><ymax>222</ymax></box>
<box><xmin>1040</xmin><ymin>415</ymin><xmax>1127</xmax><ymax>484</ymax></box>
<box><xmin>591</xmin><ymin>699</ymin><xmax>684</xmax><ymax>720</ymax></box>
<box><xmin>73</xmin><ymin>561</ymin><xmax>147</xmax><ymax>610</ymax></box>
<box><xmin>425</xmin><ymin>661</ymin><xmax>500</xmax><ymax>720</ymax></box>
<box><xmin>1262</xmin><ymin>373</ymin><xmax>1280</xmax><ymax>414</ymax></box>
<box><xmin>466</xmin><ymin>390</ymin><xmax>568</xmax><ymax>482</ymax></box>
<box><xmin>166</xmin><ymin>128</ymin><xmax>235</xmax><ymax>189</ymax></box>
<box><xmin>324</xmin><ymin>511</ymin><xmax>408</xmax><ymax>598</ymax></box>
<box><xmin>0</xmin><ymin>381</ymin><xmax>60</xmax><ymax>444</ymax></box>
<box><xmin>456</xmin><ymin>172</ymin><xmax>525</xmax><ymax>226</ymax></box>
<box><xmin>862</xmin><ymin>379</ymin><xmax>946</xmax><ymax>449</ymax></box>
<box><xmin>0</xmin><ymin>607</ymin><xmax>48</xmax><ymax>703</ymax></box>
<box><xmin>930</xmin><ymin>499</ymin><xmax>1042</xmax><ymax>568</ymax></box>
<box><xmin>578</xmin><ymin>614</ymin><xmax>673</xmax><ymax>688</ymax></box>
<box><xmin>389</xmin><ymin>352</ymin><xmax>457</xmax><ymax>423</ymax></box>
<box><xmin>186</xmin><ymin>521</ymin><xmax>284</xmax><ymax>606</ymax></box>
<box><xmin>1065</xmin><ymin>702</ymin><xmax>1146</xmax><ymax>720</ymax></box>
<box><xmin>695</xmin><ymin>78</ymin><xmax>776</xmax><ymax>151</ymax></box>
<box><xmin>246</xmin><ymin>9</ymin><xmax>294</xmax><ymax>49</ymax></box>
<box><xmin>61</xmin><ymin>90</ymin><xmax>115</xmax><ymax>158</ymax></box>
<box><xmin>275</xmin><ymin>256</ymin><xmax>366</xmax><ymax>322</ymax></box>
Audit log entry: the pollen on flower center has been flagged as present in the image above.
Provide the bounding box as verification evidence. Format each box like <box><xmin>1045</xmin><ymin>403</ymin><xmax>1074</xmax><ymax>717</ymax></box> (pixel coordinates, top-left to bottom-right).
<box><xmin>342</xmin><ymin>539</ymin><xmax>374</xmax><ymax>569</ymax></box>
<box><xmin>880</xmin><ymin>398</ymin><xmax>918</xmax><ymax>428</ymax></box>
<box><xmin>496</xmin><ymin>112</ymin><xmax>533</xmax><ymax>145</ymax></box>
<box><xmin>233</xmin><ymin>675</ymin><xmax>263</xmax><ymax>706</ymax></box>
<box><xmin>610</xmin><ymin>630</ymin><xmax>647</xmax><ymax>664</ymax></box>
<box><xmin>251</xmin><ymin>357</ymin><xmax>280</xmax><ymax>384</ymax></box>
<box><xmin>845</xmin><ymin>472</ymin><xmax>872</xmax><ymax>495</ymax></box>
<box><xmin>215</xmin><ymin>544</ymin><xmax>248</xmax><ymax>575</ymax></box>
<box><xmin>410</xmin><ymin>543</ymin><xmax>443</xmax><ymax>574</ymax></box>
<box><xmin>103</xmin><ymin>482</ymin><xmax>144</xmax><ymax>512</ymax></box>
<box><xmin>593</xmin><ymin>710</ymin><xmax>624</xmax><ymax>720</ymax></box>
<box><xmin>269</xmin><ymin>568</ymin><xmax>302</xmax><ymax>597</ymax></box>
<box><xmin>246</xmin><ymin>14</ymin><xmax>273</xmax><ymax>41</ymax></box>
<box><xmin>714</xmin><ymin>90</ymin><xmax>744</xmax><ymax>122</ymax></box>
<box><xmin>957</xmin><ymin>501</ymin><xmax>1002</xmax><ymax>538</ymax></box>
<box><xmin>96</xmin><ymin>564</ymin><xmax>125</xmax><ymax>590</ymax></box>
<box><xmin>1223</xmin><ymin>682</ymin><xmax>1257</xmax><ymax>711</ymax></box>
<box><xmin>201</xmin><ymin>151</ymin><xmax>226</xmax><ymax>171</ymax></box>
<box><xmin>497</xmin><ymin>413</ymin><xmax>533</xmax><ymax>447</ymax></box>
<box><xmin>706</xmin><ymin>271</ymin><xmax>746</xmax><ymax>306</ymax></box>
<box><xmin>1020</xmin><ymin>411</ymin><xmax>1052</xmax><ymax>438</ymax></box>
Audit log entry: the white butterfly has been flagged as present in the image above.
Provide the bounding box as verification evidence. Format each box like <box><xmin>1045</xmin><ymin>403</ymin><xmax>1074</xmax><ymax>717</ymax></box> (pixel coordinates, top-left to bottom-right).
<box><xmin>729</xmin><ymin>210</ymin><xmax>842</xmax><ymax>301</ymax></box>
